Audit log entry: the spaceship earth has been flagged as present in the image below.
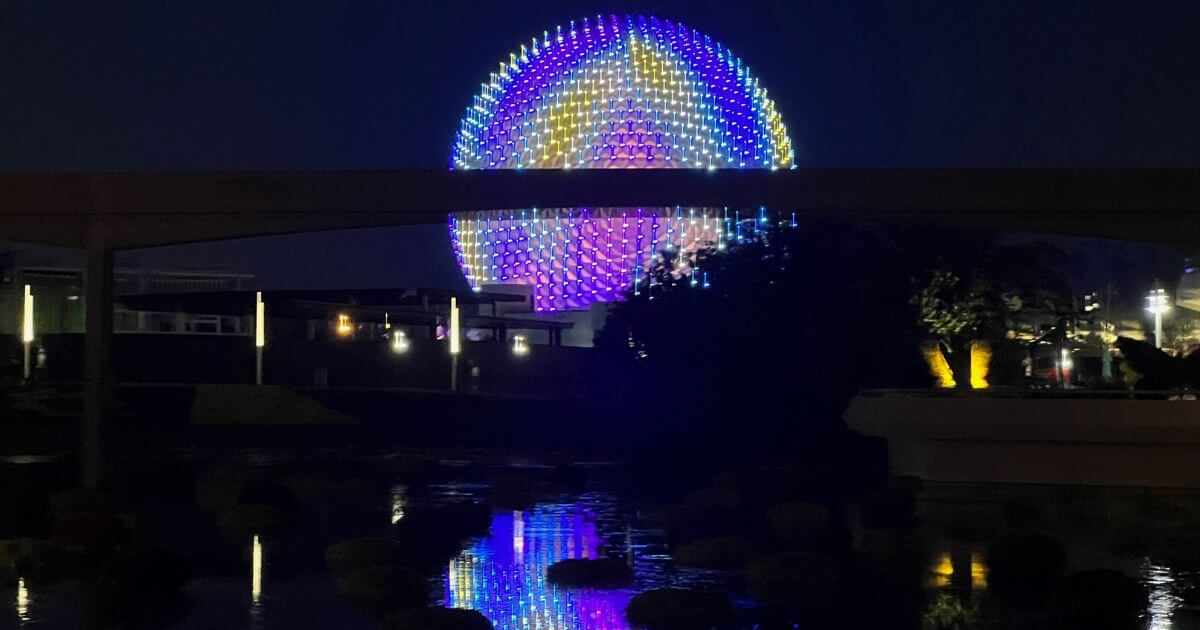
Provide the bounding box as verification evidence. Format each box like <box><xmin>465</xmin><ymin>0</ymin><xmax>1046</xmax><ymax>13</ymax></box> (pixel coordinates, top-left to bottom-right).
<box><xmin>449</xmin><ymin>14</ymin><xmax>794</xmax><ymax>311</ymax></box>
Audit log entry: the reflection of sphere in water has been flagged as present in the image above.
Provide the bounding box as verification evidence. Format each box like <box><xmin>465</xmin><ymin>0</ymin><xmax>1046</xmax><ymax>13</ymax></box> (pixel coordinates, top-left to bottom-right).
<box><xmin>444</xmin><ymin>508</ymin><xmax>628</xmax><ymax>629</ymax></box>
<box><xmin>449</xmin><ymin>15</ymin><xmax>794</xmax><ymax>310</ymax></box>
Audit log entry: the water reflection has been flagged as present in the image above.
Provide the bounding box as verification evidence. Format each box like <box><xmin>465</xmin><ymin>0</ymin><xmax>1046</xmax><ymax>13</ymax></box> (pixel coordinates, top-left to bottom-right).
<box><xmin>1144</xmin><ymin>561</ymin><xmax>1181</xmax><ymax>630</ymax></box>
<box><xmin>444</xmin><ymin>504</ymin><xmax>630</xmax><ymax>629</ymax></box>
<box><xmin>928</xmin><ymin>548</ymin><xmax>987</xmax><ymax>592</ymax></box>
<box><xmin>391</xmin><ymin>485</ymin><xmax>407</xmax><ymax>524</ymax></box>
<box><xmin>16</xmin><ymin>577</ymin><xmax>29</xmax><ymax>624</ymax></box>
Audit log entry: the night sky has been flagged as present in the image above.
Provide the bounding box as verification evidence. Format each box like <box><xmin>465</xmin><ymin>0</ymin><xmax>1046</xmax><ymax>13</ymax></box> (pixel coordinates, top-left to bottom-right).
<box><xmin>3</xmin><ymin>1</ymin><xmax>1199</xmax><ymax>288</ymax></box>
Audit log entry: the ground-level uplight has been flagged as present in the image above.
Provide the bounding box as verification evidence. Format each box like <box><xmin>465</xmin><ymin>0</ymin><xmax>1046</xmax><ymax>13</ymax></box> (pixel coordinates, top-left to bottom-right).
<box><xmin>391</xmin><ymin>330</ymin><xmax>410</xmax><ymax>354</ymax></box>
<box><xmin>21</xmin><ymin>284</ymin><xmax>33</xmax><ymax>382</ymax></box>
<box><xmin>449</xmin><ymin>297</ymin><xmax>461</xmax><ymax>391</ymax></box>
<box><xmin>251</xmin><ymin>535</ymin><xmax>263</xmax><ymax>606</ymax></box>
<box><xmin>336</xmin><ymin>313</ymin><xmax>353</xmax><ymax>336</ymax></box>
<box><xmin>255</xmin><ymin>292</ymin><xmax>265</xmax><ymax>385</ymax></box>
<box><xmin>1146</xmin><ymin>288</ymin><xmax>1171</xmax><ymax>348</ymax></box>
<box><xmin>511</xmin><ymin>335</ymin><xmax>529</xmax><ymax>356</ymax></box>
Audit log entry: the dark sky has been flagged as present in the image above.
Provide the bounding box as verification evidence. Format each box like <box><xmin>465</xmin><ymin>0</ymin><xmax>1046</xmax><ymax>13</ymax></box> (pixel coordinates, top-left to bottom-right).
<box><xmin>3</xmin><ymin>1</ymin><xmax>1198</xmax><ymax>287</ymax></box>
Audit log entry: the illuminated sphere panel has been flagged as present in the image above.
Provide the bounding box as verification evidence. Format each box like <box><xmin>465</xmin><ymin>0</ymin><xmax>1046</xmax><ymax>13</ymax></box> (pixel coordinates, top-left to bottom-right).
<box><xmin>450</xmin><ymin>15</ymin><xmax>794</xmax><ymax>311</ymax></box>
<box><xmin>451</xmin><ymin>14</ymin><xmax>793</xmax><ymax>170</ymax></box>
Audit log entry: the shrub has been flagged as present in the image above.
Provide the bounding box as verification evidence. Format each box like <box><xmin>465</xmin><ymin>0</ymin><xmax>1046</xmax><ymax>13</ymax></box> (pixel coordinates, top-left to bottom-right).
<box><xmin>386</xmin><ymin>607</ymin><xmax>494</xmax><ymax>630</ymax></box>
<box><xmin>986</xmin><ymin>533</ymin><xmax>1067</xmax><ymax>609</ymax></box>
<box><xmin>673</xmin><ymin>537</ymin><xmax>758</xmax><ymax>570</ymax></box>
<box><xmin>625</xmin><ymin>588</ymin><xmax>737</xmax><ymax>629</ymax></box>
<box><xmin>337</xmin><ymin>566</ymin><xmax>431</xmax><ymax>610</ymax></box>
<box><xmin>326</xmin><ymin>537</ymin><xmax>406</xmax><ymax>573</ymax></box>
<box><xmin>745</xmin><ymin>552</ymin><xmax>839</xmax><ymax>608</ymax></box>
<box><xmin>768</xmin><ymin>502</ymin><xmax>830</xmax><ymax>546</ymax></box>
<box><xmin>1053</xmin><ymin>569</ymin><xmax>1147</xmax><ymax>629</ymax></box>
<box><xmin>546</xmin><ymin>558</ymin><xmax>633</xmax><ymax>588</ymax></box>
<box><xmin>216</xmin><ymin>505</ymin><xmax>288</xmax><ymax>539</ymax></box>
<box><xmin>50</xmin><ymin>512</ymin><xmax>125</xmax><ymax>549</ymax></box>
<box><xmin>0</xmin><ymin>538</ymin><xmax>77</xmax><ymax>583</ymax></box>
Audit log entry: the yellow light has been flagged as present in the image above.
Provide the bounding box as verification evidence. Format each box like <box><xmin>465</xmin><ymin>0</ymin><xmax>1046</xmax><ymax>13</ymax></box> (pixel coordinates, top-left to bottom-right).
<box><xmin>971</xmin><ymin>551</ymin><xmax>988</xmax><ymax>589</ymax></box>
<box><xmin>251</xmin><ymin>535</ymin><xmax>262</xmax><ymax>604</ymax></box>
<box><xmin>449</xmin><ymin>297</ymin><xmax>461</xmax><ymax>355</ymax></box>
<box><xmin>336</xmin><ymin>314</ymin><xmax>353</xmax><ymax>336</ymax></box>
<box><xmin>970</xmin><ymin>341</ymin><xmax>990</xmax><ymax>389</ymax></box>
<box><xmin>22</xmin><ymin>284</ymin><xmax>34</xmax><ymax>343</ymax></box>
<box><xmin>922</xmin><ymin>344</ymin><xmax>956</xmax><ymax>388</ymax></box>
<box><xmin>254</xmin><ymin>292</ymin><xmax>265</xmax><ymax>348</ymax></box>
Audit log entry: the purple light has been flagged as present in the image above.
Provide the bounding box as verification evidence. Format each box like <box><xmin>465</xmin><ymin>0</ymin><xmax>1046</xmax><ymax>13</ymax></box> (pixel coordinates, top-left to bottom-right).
<box><xmin>448</xmin><ymin>14</ymin><xmax>794</xmax><ymax>310</ymax></box>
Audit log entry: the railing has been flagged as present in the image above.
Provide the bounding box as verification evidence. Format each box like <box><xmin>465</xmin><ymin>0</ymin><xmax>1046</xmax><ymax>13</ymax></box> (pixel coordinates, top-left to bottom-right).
<box><xmin>859</xmin><ymin>388</ymin><xmax>1200</xmax><ymax>401</ymax></box>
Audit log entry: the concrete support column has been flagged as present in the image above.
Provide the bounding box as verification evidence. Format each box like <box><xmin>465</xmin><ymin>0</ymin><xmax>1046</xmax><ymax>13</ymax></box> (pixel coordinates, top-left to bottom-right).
<box><xmin>83</xmin><ymin>245</ymin><xmax>113</xmax><ymax>488</ymax></box>
<box><xmin>83</xmin><ymin>207</ymin><xmax>114</xmax><ymax>489</ymax></box>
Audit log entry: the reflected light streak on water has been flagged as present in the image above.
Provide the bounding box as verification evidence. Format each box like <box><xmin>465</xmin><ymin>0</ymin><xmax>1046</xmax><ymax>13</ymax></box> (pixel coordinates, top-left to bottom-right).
<box><xmin>444</xmin><ymin>504</ymin><xmax>628</xmax><ymax>629</ymax></box>
<box><xmin>391</xmin><ymin>485</ymin><xmax>407</xmax><ymax>524</ymax></box>
<box><xmin>16</xmin><ymin>577</ymin><xmax>29</xmax><ymax>623</ymax></box>
<box><xmin>1144</xmin><ymin>561</ymin><xmax>1180</xmax><ymax>630</ymax></box>
<box><xmin>251</xmin><ymin>536</ymin><xmax>263</xmax><ymax>606</ymax></box>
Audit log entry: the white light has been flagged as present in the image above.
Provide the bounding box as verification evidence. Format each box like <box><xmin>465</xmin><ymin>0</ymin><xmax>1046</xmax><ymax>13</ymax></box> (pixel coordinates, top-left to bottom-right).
<box><xmin>22</xmin><ymin>284</ymin><xmax>34</xmax><ymax>343</ymax></box>
<box><xmin>254</xmin><ymin>292</ymin><xmax>265</xmax><ymax>348</ymax></box>
<box><xmin>1061</xmin><ymin>348</ymin><xmax>1073</xmax><ymax>370</ymax></box>
<box><xmin>16</xmin><ymin>577</ymin><xmax>29</xmax><ymax>622</ymax></box>
<box><xmin>1146</xmin><ymin>288</ymin><xmax>1171</xmax><ymax>315</ymax></box>
<box><xmin>391</xmin><ymin>330</ymin><xmax>410</xmax><ymax>355</ymax></box>
<box><xmin>512</xmin><ymin>335</ymin><xmax>530</xmax><ymax>356</ymax></box>
<box><xmin>449</xmin><ymin>297</ymin><xmax>461</xmax><ymax>355</ymax></box>
<box><xmin>251</xmin><ymin>535</ymin><xmax>263</xmax><ymax>605</ymax></box>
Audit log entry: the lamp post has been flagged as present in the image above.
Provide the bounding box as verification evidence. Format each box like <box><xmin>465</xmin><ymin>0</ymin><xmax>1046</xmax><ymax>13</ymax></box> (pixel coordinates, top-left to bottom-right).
<box><xmin>449</xmin><ymin>297</ymin><xmax>461</xmax><ymax>391</ymax></box>
<box><xmin>254</xmin><ymin>292</ymin><xmax>265</xmax><ymax>385</ymax></box>
<box><xmin>1146</xmin><ymin>288</ymin><xmax>1171</xmax><ymax>349</ymax></box>
<box><xmin>21</xmin><ymin>284</ymin><xmax>33</xmax><ymax>383</ymax></box>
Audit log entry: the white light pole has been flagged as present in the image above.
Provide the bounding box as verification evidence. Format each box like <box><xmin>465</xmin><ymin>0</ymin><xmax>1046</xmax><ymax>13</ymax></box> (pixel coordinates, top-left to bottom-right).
<box><xmin>449</xmin><ymin>297</ymin><xmax>461</xmax><ymax>391</ymax></box>
<box><xmin>1146</xmin><ymin>288</ymin><xmax>1171</xmax><ymax>349</ymax></box>
<box><xmin>254</xmin><ymin>292</ymin><xmax>265</xmax><ymax>385</ymax></box>
<box><xmin>22</xmin><ymin>284</ymin><xmax>34</xmax><ymax>383</ymax></box>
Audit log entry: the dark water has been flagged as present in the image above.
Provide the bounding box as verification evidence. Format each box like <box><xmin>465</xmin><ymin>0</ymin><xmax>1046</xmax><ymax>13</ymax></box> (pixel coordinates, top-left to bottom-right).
<box><xmin>6</xmin><ymin>454</ymin><xmax>1200</xmax><ymax>629</ymax></box>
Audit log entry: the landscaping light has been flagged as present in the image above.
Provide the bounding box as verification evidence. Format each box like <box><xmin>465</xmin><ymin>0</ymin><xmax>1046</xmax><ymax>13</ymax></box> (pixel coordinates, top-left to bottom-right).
<box><xmin>22</xmin><ymin>285</ymin><xmax>33</xmax><ymax>382</ymax></box>
<box><xmin>336</xmin><ymin>314</ymin><xmax>353</xmax><ymax>336</ymax></box>
<box><xmin>251</xmin><ymin>535</ymin><xmax>262</xmax><ymax>605</ymax></box>
<box><xmin>449</xmin><ymin>298</ymin><xmax>461</xmax><ymax>355</ymax></box>
<box><xmin>254</xmin><ymin>292</ymin><xmax>265</xmax><ymax>385</ymax></box>
<box><xmin>391</xmin><ymin>330</ymin><xmax>410</xmax><ymax>354</ymax></box>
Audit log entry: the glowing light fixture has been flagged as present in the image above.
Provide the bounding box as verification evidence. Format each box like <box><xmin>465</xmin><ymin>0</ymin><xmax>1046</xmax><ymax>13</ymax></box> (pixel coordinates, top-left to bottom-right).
<box><xmin>251</xmin><ymin>535</ymin><xmax>263</xmax><ymax>605</ymax></box>
<box><xmin>16</xmin><ymin>576</ymin><xmax>29</xmax><ymax>622</ymax></box>
<box><xmin>391</xmin><ymin>330</ymin><xmax>411</xmax><ymax>354</ymax></box>
<box><xmin>969</xmin><ymin>341</ymin><xmax>990</xmax><ymax>390</ymax></box>
<box><xmin>336</xmin><ymin>314</ymin><xmax>353</xmax><ymax>336</ymax></box>
<box><xmin>922</xmin><ymin>344</ymin><xmax>956</xmax><ymax>389</ymax></box>
<box><xmin>449</xmin><ymin>298</ymin><xmax>461</xmax><ymax>355</ymax></box>
<box><xmin>511</xmin><ymin>335</ymin><xmax>529</xmax><ymax>356</ymax></box>
<box><xmin>21</xmin><ymin>284</ymin><xmax>33</xmax><ymax>381</ymax></box>
<box><xmin>254</xmin><ymin>292</ymin><xmax>265</xmax><ymax>385</ymax></box>
<box><xmin>1146</xmin><ymin>288</ymin><xmax>1171</xmax><ymax>348</ymax></box>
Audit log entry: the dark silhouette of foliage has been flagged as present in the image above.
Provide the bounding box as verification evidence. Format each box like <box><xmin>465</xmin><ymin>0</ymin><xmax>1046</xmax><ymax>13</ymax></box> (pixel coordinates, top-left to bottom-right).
<box><xmin>1114</xmin><ymin>336</ymin><xmax>1200</xmax><ymax>389</ymax></box>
